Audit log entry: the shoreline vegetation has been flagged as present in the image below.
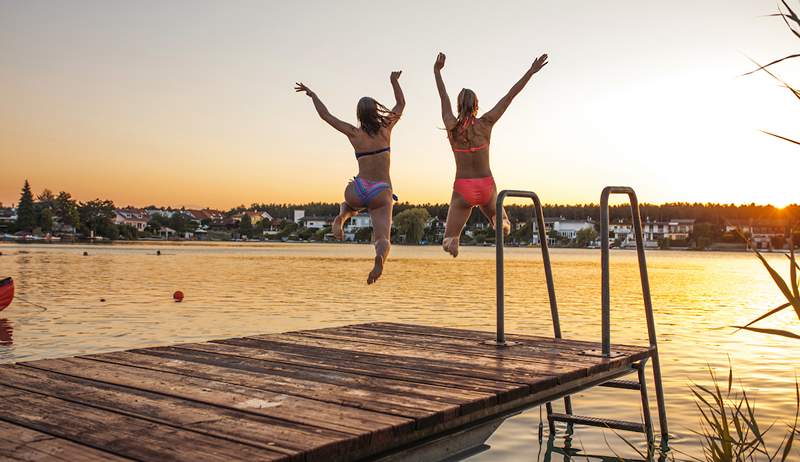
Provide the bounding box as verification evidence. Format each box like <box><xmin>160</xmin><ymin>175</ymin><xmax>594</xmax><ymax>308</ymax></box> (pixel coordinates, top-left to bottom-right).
<box><xmin>1</xmin><ymin>180</ymin><xmax>798</xmax><ymax>251</ymax></box>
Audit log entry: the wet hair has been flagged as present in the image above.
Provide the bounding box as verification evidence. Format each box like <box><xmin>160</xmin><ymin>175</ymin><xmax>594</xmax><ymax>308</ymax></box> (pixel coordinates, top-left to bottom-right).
<box><xmin>356</xmin><ymin>97</ymin><xmax>395</xmax><ymax>137</ymax></box>
<box><xmin>450</xmin><ymin>88</ymin><xmax>479</xmax><ymax>143</ymax></box>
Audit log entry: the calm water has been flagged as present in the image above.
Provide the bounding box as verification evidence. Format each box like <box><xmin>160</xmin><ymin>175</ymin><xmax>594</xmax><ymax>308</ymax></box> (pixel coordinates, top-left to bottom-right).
<box><xmin>1</xmin><ymin>242</ymin><xmax>798</xmax><ymax>460</ymax></box>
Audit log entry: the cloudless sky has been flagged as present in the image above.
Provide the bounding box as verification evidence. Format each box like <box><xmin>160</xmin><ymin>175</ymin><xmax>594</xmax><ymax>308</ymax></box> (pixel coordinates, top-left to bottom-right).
<box><xmin>1</xmin><ymin>0</ymin><xmax>797</xmax><ymax>209</ymax></box>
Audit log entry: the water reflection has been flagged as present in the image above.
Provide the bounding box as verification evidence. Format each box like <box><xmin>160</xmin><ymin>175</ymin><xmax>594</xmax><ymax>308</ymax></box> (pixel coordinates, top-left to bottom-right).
<box><xmin>0</xmin><ymin>319</ymin><xmax>13</xmax><ymax>346</ymax></box>
<box><xmin>1</xmin><ymin>242</ymin><xmax>798</xmax><ymax>460</ymax></box>
<box><xmin>539</xmin><ymin>433</ymin><xmax>670</xmax><ymax>462</ymax></box>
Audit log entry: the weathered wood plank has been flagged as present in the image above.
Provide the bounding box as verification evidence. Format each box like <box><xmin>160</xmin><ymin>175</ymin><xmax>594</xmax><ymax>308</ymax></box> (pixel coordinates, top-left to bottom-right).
<box><xmin>80</xmin><ymin>350</ymin><xmax>460</xmax><ymax>427</ymax></box>
<box><xmin>0</xmin><ymin>420</ymin><xmax>131</xmax><ymax>462</ymax></box>
<box><xmin>250</xmin><ymin>332</ymin><xmax>590</xmax><ymax>384</ymax></box>
<box><xmin>0</xmin><ymin>384</ymin><xmax>287</xmax><ymax>462</ymax></box>
<box><xmin>128</xmin><ymin>346</ymin><xmax>497</xmax><ymax>416</ymax></box>
<box><xmin>23</xmin><ymin>357</ymin><xmax>413</xmax><ymax>448</ymax></box>
<box><xmin>360</xmin><ymin>322</ymin><xmax>649</xmax><ymax>354</ymax></box>
<box><xmin>288</xmin><ymin>326</ymin><xmax>647</xmax><ymax>372</ymax></box>
<box><xmin>219</xmin><ymin>335</ymin><xmax>563</xmax><ymax>389</ymax></box>
<box><xmin>172</xmin><ymin>340</ymin><xmax>529</xmax><ymax>403</ymax></box>
<box><xmin>0</xmin><ymin>365</ymin><xmax>358</xmax><ymax>461</ymax></box>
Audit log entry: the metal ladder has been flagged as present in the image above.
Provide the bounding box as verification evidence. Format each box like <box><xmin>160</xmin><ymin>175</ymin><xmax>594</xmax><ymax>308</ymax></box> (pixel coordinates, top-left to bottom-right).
<box><xmin>492</xmin><ymin>186</ymin><xmax>668</xmax><ymax>443</ymax></box>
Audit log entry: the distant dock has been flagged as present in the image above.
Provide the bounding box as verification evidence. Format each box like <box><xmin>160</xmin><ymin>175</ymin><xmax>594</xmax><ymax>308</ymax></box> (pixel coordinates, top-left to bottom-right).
<box><xmin>0</xmin><ymin>323</ymin><xmax>651</xmax><ymax>461</ymax></box>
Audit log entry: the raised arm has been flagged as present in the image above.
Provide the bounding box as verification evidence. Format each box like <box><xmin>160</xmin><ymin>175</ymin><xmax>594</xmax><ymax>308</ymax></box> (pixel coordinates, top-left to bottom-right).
<box><xmin>294</xmin><ymin>82</ymin><xmax>357</xmax><ymax>137</ymax></box>
<box><xmin>482</xmin><ymin>54</ymin><xmax>548</xmax><ymax>125</ymax></box>
<box><xmin>390</xmin><ymin>71</ymin><xmax>405</xmax><ymax>115</ymax></box>
<box><xmin>433</xmin><ymin>53</ymin><xmax>457</xmax><ymax>130</ymax></box>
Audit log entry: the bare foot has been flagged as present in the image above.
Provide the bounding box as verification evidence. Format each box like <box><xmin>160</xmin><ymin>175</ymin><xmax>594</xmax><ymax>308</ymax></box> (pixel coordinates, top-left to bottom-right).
<box><xmin>503</xmin><ymin>217</ymin><xmax>511</xmax><ymax>236</ymax></box>
<box><xmin>442</xmin><ymin>237</ymin><xmax>459</xmax><ymax>258</ymax></box>
<box><xmin>367</xmin><ymin>256</ymin><xmax>384</xmax><ymax>284</ymax></box>
<box><xmin>332</xmin><ymin>214</ymin><xmax>346</xmax><ymax>241</ymax></box>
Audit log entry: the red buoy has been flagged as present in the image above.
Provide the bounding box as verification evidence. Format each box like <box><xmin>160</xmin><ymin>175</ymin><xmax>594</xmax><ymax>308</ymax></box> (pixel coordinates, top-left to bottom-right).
<box><xmin>0</xmin><ymin>277</ymin><xmax>14</xmax><ymax>311</ymax></box>
<box><xmin>173</xmin><ymin>291</ymin><xmax>184</xmax><ymax>302</ymax></box>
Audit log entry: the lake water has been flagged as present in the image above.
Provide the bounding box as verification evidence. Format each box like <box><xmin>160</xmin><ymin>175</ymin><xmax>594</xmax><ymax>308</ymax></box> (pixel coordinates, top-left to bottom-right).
<box><xmin>1</xmin><ymin>242</ymin><xmax>798</xmax><ymax>460</ymax></box>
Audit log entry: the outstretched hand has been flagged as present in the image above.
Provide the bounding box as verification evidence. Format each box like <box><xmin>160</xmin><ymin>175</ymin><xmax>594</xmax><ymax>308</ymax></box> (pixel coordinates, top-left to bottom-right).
<box><xmin>530</xmin><ymin>54</ymin><xmax>549</xmax><ymax>74</ymax></box>
<box><xmin>434</xmin><ymin>52</ymin><xmax>446</xmax><ymax>71</ymax></box>
<box><xmin>294</xmin><ymin>82</ymin><xmax>315</xmax><ymax>97</ymax></box>
<box><xmin>390</xmin><ymin>71</ymin><xmax>402</xmax><ymax>82</ymax></box>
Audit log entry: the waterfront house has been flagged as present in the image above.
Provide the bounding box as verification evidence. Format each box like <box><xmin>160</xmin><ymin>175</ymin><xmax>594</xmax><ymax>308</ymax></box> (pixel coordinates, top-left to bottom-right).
<box><xmin>342</xmin><ymin>213</ymin><xmax>372</xmax><ymax>241</ymax></box>
<box><xmin>114</xmin><ymin>208</ymin><xmax>149</xmax><ymax>232</ymax></box>
<box><xmin>532</xmin><ymin>217</ymin><xmax>594</xmax><ymax>245</ymax></box>
<box><xmin>643</xmin><ymin>218</ymin><xmax>695</xmax><ymax>243</ymax></box>
<box><xmin>0</xmin><ymin>206</ymin><xmax>17</xmax><ymax>232</ymax></box>
<box><xmin>299</xmin><ymin>216</ymin><xmax>332</xmax><ymax>230</ymax></box>
<box><xmin>724</xmin><ymin>218</ymin><xmax>787</xmax><ymax>249</ymax></box>
<box><xmin>158</xmin><ymin>226</ymin><xmax>175</xmax><ymax>239</ymax></box>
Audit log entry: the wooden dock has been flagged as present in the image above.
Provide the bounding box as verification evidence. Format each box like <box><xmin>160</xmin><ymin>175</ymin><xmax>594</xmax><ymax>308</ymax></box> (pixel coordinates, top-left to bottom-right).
<box><xmin>0</xmin><ymin>322</ymin><xmax>651</xmax><ymax>462</ymax></box>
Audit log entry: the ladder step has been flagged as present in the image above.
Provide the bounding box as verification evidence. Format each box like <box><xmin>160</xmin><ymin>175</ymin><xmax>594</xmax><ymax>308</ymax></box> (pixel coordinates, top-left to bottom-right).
<box><xmin>600</xmin><ymin>379</ymin><xmax>641</xmax><ymax>390</ymax></box>
<box><xmin>549</xmin><ymin>413</ymin><xmax>645</xmax><ymax>433</ymax></box>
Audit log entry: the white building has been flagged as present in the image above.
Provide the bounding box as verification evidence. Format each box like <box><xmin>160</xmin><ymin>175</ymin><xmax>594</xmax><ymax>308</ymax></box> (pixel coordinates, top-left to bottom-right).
<box><xmin>114</xmin><ymin>209</ymin><xmax>150</xmax><ymax>232</ymax></box>
<box><xmin>293</xmin><ymin>209</ymin><xmax>306</xmax><ymax>224</ymax></box>
<box><xmin>532</xmin><ymin>217</ymin><xmax>594</xmax><ymax>245</ymax></box>
<box><xmin>342</xmin><ymin>213</ymin><xmax>372</xmax><ymax>241</ymax></box>
<box><xmin>300</xmin><ymin>216</ymin><xmax>332</xmax><ymax>230</ymax></box>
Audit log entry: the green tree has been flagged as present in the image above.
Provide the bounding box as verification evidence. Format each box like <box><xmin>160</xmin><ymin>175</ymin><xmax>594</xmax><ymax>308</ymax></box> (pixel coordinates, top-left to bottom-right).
<box><xmin>355</xmin><ymin>226</ymin><xmax>373</xmax><ymax>242</ymax></box>
<box><xmin>575</xmin><ymin>227</ymin><xmax>599</xmax><ymax>247</ymax></box>
<box><xmin>39</xmin><ymin>207</ymin><xmax>54</xmax><ymax>233</ymax></box>
<box><xmin>55</xmin><ymin>191</ymin><xmax>80</xmax><ymax>230</ymax></box>
<box><xmin>169</xmin><ymin>213</ymin><xmax>192</xmax><ymax>235</ymax></box>
<box><xmin>394</xmin><ymin>208</ymin><xmax>430</xmax><ymax>244</ymax></box>
<box><xmin>78</xmin><ymin>199</ymin><xmax>116</xmax><ymax>238</ymax></box>
<box><xmin>239</xmin><ymin>214</ymin><xmax>254</xmax><ymax>238</ymax></box>
<box><xmin>16</xmin><ymin>180</ymin><xmax>35</xmax><ymax>231</ymax></box>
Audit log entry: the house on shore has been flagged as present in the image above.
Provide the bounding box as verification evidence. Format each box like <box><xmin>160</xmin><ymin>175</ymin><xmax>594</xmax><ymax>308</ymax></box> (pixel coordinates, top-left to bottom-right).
<box><xmin>343</xmin><ymin>213</ymin><xmax>372</xmax><ymax>241</ymax></box>
<box><xmin>299</xmin><ymin>216</ymin><xmax>333</xmax><ymax>230</ymax></box>
<box><xmin>724</xmin><ymin>218</ymin><xmax>787</xmax><ymax>249</ymax></box>
<box><xmin>114</xmin><ymin>208</ymin><xmax>150</xmax><ymax>232</ymax></box>
<box><xmin>531</xmin><ymin>217</ymin><xmax>595</xmax><ymax>245</ymax></box>
<box><xmin>0</xmin><ymin>206</ymin><xmax>17</xmax><ymax>232</ymax></box>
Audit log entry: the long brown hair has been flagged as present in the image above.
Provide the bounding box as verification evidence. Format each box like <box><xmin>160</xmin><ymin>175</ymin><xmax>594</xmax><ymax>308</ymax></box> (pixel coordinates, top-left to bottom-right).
<box><xmin>450</xmin><ymin>88</ymin><xmax>478</xmax><ymax>143</ymax></box>
<box><xmin>357</xmin><ymin>97</ymin><xmax>395</xmax><ymax>137</ymax></box>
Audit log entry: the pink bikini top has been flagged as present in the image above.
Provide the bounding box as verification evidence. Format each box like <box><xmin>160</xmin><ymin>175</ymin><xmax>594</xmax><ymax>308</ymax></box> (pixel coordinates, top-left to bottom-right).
<box><xmin>451</xmin><ymin>117</ymin><xmax>488</xmax><ymax>153</ymax></box>
<box><xmin>452</xmin><ymin>143</ymin><xmax>488</xmax><ymax>153</ymax></box>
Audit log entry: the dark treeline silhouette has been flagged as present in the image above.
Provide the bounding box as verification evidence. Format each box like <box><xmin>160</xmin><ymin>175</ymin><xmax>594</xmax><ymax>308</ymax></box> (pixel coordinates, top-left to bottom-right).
<box><xmin>249</xmin><ymin>202</ymin><xmax>799</xmax><ymax>225</ymax></box>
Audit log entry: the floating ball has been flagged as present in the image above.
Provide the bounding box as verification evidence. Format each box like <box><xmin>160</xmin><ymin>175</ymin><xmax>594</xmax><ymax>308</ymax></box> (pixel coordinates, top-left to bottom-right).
<box><xmin>173</xmin><ymin>291</ymin><xmax>184</xmax><ymax>302</ymax></box>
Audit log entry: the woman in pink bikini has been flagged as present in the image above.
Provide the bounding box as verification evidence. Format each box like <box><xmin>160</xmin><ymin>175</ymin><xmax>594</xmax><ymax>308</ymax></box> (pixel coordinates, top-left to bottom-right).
<box><xmin>434</xmin><ymin>52</ymin><xmax>548</xmax><ymax>257</ymax></box>
<box><xmin>295</xmin><ymin>71</ymin><xmax>404</xmax><ymax>284</ymax></box>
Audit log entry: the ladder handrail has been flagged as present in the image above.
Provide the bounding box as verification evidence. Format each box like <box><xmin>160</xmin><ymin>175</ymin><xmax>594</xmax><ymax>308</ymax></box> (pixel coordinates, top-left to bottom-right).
<box><xmin>599</xmin><ymin>185</ymin><xmax>669</xmax><ymax>438</ymax></box>
<box><xmin>495</xmin><ymin>190</ymin><xmax>561</xmax><ymax>345</ymax></box>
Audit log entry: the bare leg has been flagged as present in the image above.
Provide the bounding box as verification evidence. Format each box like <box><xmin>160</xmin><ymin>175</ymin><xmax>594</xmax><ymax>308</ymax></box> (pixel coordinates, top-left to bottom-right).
<box><xmin>443</xmin><ymin>191</ymin><xmax>473</xmax><ymax>258</ymax></box>
<box><xmin>334</xmin><ymin>182</ymin><xmax>363</xmax><ymax>241</ymax></box>
<box><xmin>479</xmin><ymin>187</ymin><xmax>511</xmax><ymax>236</ymax></box>
<box><xmin>366</xmin><ymin>191</ymin><xmax>394</xmax><ymax>284</ymax></box>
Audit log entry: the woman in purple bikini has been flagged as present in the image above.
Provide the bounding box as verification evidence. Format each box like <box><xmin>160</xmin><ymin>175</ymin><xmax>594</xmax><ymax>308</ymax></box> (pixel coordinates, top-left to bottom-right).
<box><xmin>295</xmin><ymin>71</ymin><xmax>404</xmax><ymax>284</ymax></box>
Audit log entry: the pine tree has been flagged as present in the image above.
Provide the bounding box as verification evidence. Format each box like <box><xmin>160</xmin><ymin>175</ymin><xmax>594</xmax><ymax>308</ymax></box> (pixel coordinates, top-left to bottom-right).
<box><xmin>16</xmin><ymin>180</ymin><xmax>35</xmax><ymax>231</ymax></box>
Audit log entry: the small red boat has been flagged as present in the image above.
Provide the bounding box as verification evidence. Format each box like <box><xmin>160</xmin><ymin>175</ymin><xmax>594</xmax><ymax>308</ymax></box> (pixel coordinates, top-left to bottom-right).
<box><xmin>0</xmin><ymin>277</ymin><xmax>13</xmax><ymax>311</ymax></box>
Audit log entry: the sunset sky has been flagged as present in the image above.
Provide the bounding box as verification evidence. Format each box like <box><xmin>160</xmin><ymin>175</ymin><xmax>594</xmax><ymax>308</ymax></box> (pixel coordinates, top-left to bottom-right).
<box><xmin>1</xmin><ymin>1</ymin><xmax>797</xmax><ymax>209</ymax></box>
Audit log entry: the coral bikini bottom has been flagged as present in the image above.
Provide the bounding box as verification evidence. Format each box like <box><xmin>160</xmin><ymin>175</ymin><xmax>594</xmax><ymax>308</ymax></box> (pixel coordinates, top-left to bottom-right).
<box><xmin>453</xmin><ymin>176</ymin><xmax>495</xmax><ymax>207</ymax></box>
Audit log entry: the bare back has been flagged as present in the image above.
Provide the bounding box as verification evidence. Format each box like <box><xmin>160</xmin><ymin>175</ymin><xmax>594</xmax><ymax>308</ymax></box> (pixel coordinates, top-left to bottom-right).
<box><xmin>448</xmin><ymin>118</ymin><xmax>493</xmax><ymax>179</ymax></box>
<box><xmin>349</xmin><ymin>125</ymin><xmax>393</xmax><ymax>184</ymax></box>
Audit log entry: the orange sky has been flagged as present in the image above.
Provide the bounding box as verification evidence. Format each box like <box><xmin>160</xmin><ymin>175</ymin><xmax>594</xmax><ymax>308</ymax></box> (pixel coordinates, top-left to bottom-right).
<box><xmin>1</xmin><ymin>1</ymin><xmax>798</xmax><ymax>209</ymax></box>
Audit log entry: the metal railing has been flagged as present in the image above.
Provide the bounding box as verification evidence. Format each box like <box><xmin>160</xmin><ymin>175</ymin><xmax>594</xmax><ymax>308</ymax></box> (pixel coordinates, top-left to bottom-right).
<box><xmin>494</xmin><ymin>190</ymin><xmax>573</xmax><ymax>418</ymax></box>
<box><xmin>494</xmin><ymin>190</ymin><xmax>561</xmax><ymax>345</ymax></box>
<box><xmin>600</xmin><ymin>186</ymin><xmax>668</xmax><ymax>438</ymax></box>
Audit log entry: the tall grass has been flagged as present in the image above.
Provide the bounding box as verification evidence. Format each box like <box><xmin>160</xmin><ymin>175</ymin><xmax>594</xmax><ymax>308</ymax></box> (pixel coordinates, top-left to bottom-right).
<box><xmin>732</xmin><ymin>231</ymin><xmax>800</xmax><ymax>340</ymax></box>
<box><xmin>610</xmin><ymin>367</ymin><xmax>798</xmax><ymax>462</ymax></box>
<box><xmin>745</xmin><ymin>0</ymin><xmax>800</xmax><ymax>145</ymax></box>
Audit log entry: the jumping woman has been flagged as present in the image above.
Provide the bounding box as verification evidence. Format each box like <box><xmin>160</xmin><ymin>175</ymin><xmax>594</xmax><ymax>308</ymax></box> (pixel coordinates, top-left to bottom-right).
<box><xmin>295</xmin><ymin>72</ymin><xmax>405</xmax><ymax>284</ymax></box>
<box><xmin>434</xmin><ymin>52</ymin><xmax>548</xmax><ymax>257</ymax></box>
